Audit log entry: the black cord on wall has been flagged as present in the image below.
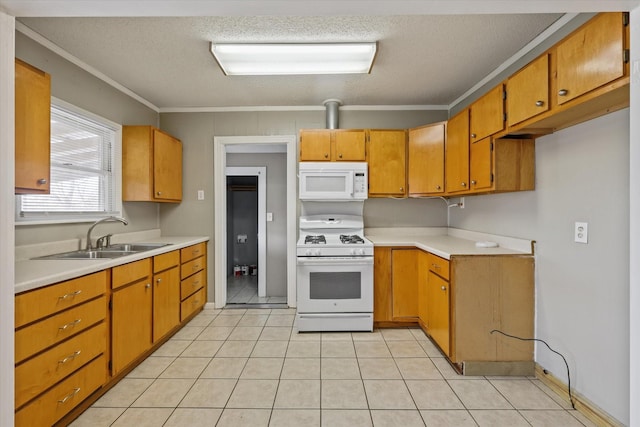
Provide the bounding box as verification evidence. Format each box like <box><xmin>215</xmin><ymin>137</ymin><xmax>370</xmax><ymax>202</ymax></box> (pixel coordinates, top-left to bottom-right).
<box><xmin>490</xmin><ymin>329</ymin><xmax>576</xmax><ymax>409</ymax></box>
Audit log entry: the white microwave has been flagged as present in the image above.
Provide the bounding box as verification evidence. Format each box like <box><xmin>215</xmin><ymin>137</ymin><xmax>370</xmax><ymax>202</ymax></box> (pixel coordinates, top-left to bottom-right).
<box><xmin>299</xmin><ymin>162</ymin><xmax>368</xmax><ymax>200</ymax></box>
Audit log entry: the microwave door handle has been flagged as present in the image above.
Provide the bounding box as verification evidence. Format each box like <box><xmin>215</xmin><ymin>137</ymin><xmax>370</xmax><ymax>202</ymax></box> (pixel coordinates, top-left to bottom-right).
<box><xmin>347</xmin><ymin>172</ymin><xmax>354</xmax><ymax>196</ymax></box>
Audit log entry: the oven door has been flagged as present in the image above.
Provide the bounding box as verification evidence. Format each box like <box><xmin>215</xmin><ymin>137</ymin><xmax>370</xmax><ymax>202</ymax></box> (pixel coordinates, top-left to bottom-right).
<box><xmin>297</xmin><ymin>256</ymin><xmax>373</xmax><ymax>313</ymax></box>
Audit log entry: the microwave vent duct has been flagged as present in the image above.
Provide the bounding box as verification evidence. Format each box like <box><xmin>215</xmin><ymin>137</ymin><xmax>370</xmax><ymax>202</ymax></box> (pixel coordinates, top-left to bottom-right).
<box><xmin>323</xmin><ymin>98</ymin><xmax>342</xmax><ymax>129</ymax></box>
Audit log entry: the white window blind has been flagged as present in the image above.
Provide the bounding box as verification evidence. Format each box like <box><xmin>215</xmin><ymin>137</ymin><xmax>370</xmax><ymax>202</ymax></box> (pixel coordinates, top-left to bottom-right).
<box><xmin>17</xmin><ymin>100</ymin><xmax>122</xmax><ymax>223</ymax></box>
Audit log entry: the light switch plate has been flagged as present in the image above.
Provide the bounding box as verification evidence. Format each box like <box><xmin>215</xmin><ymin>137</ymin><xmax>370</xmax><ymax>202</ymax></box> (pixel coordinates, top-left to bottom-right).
<box><xmin>197</xmin><ymin>190</ymin><xmax>204</xmax><ymax>200</ymax></box>
<box><xmin>267</xmin><ymin>212</ymin><xmax>273</xmax><ymax>222</ymax></box>
<box><xmin>574</xmin><ymin>222</ymin><xmax>588</xmax><ymax>244</ymax></box>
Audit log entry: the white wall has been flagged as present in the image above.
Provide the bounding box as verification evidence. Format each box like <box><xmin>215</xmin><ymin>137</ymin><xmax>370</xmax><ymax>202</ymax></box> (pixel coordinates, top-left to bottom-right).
<box><xmin>450</xmin><ymin>109</ymin><xmax>630</xmax><ymax>424</ymax></box>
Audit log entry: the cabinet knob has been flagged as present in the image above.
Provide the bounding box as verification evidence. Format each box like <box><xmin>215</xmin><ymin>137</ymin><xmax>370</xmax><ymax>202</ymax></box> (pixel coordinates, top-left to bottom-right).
<box><xmin>338</xmin><ymin>153</ymin><xmax>343</xmax><ymax>158</ymax></box>
<box><xmin>324</xmin><ymin>153</ymin><xmax>329</xmax><ymax>158</ymax></box>
<box><xmin>156</xmin><ymin>191</ymin><xmax>162</xmax><ymax>196</ymax></box>
<box><xmin>146</xmin><ymin>283</ymin><xmax>151</xmax><ymax>288</ymax></box>
<box><xmin>37</xmin><ymin>178</ymin><xmax>48</xmax><ymax>185</ymax></box>
<box><xmin>400</xmin><ymin>187</ymin><xmax>404</xmax><ymax>192</ymax></box>
<box><xmin>558</xmin><ymin>89</ymin><xmax>568</xmax><ymax>96</ymax></box>
<box><xmin>461</xmin><ymin>182</ymin><xmax>467</xmax><ymax>187</ymax></box>
<box><xmin>441</xmin><ymin>286</ymin><xmax>447</xmax><ymax>291</ymax></box>
<box><xmin>436</xmin><ymin>185</ymin><xmax>441</xmax><ymax>190</ymax></box>
<box><xmin>535</xmin><ymin>100</ymin><xmax>544</xmax><ymax>107</ymax></box>
<box><xmin>156</xmin><ymin>278</ymin><xmax>162</xmax><ymax>283</ymax></box>
<box><xmin>471</xmin><ymin>180</ymin><xmax>477</xmax><ymax>185</ymax></box>
<box><xmin>471</xmin><ymin>133</ymin><xmax>477</xmax><ymax>138</ymax></box>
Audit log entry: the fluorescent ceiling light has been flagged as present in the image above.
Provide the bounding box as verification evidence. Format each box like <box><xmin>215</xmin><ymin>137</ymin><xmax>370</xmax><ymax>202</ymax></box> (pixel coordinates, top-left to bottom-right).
<box><xmin>209</xmin><ymin>42</ymin><xmax>377</xmax><ymax>76</ymax></box>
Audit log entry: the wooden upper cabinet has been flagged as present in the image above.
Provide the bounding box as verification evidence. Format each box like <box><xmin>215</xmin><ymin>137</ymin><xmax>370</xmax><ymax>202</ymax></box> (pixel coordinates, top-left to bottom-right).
<box><xmin>469</xmin><ymin>137</ymin><xmax>493</xmax><ymax>192</ymax></box>
<box><xmin>299</xmin><ymin>130</ymin><xmax>331</xmax><ymax>161</ymax></box>
<box><xmin>367</xmin><ymin>129</ymin><xmax>407</xmax><ymax>197</ymax></box>
<box><xmin>408</xmin><ymin>122</ymin><xmax>445</xmax><ymax>196</ymax></box>
<box><xmin>334</xmin><ymin>129</ymin><xmax>366</xmax><ymax>161</ymax></box>
<box><xmin>123</xmin><ymin>126</ymin><xmax>182</xmax><ymax>203</ymax></box>
<box><xmin>507</xmin><ymin>54</ymin><xmax>550</xmax><ymax>127</ymax></box>
<box><xmin>470</xmin><ymin>84</ymin><xmax>505</xmax><ymax>143</ymax></box>
<box><xmin>445</xmin><ymin>109</ymin><xmax>470</xmax><ymax>194</ymax></box>
<box><xmin>15</xmin><ymin>59</ymin><xmax>51</xmax><ymax>194</ymax></box>
<box><xmin>299</xmin><ymin>129</ymin><xmax>365</xmax><ymax>161</ymax></box>
<box><xmin>469</xmin><ymin>137</ymin><xmax>535</xmax><ymax>194</ymax></box>
<box><xmin>556</xmin><ymin>12</ymin><xmax>626</xmax><ymax>105</ymax></box>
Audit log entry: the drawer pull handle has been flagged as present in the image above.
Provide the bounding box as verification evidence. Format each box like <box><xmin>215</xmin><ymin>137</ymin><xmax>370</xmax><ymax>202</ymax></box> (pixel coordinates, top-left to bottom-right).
<box><xmin>432</xmin><ymin>264</ymin><xmax>440</xmax><ymax>269</ymax></box>
<box><xmin>59</xmin><ymin>319</ymin><xmax>81</xmax><ymax>331</ymax></box>
<box><xmin>58</xmin><ymin>388</ymin><xmax>81</xmax><ymax>404</ymax></box>
<box><xmin>58</xmin><ymin>290</ymin><xmax>82</xmax><ymax>300</ymax></box>
<box><xmin>193</xmin><ymin>249</ymin><xmax>200</xmax><ymax>254</ymax></box>
<box><xmin>193</xmin><ymin>281</ymin><xmax>199</xmax><ymax>286</ymax></box>
<box><xmin>58</xmin><ymin>350</ymin><xmax>82</xmax><ymax>365</ymax></box>
<box><xmin>193</xmin><ymin>265</ymin><xmax>199</xmax><ymax>271</ymax></box>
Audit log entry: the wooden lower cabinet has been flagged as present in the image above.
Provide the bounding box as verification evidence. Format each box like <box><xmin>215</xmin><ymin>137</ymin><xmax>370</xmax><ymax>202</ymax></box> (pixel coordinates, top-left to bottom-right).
<box><xmin>375</xmin><ymin>246</ymin><xmax>534</xmax><ymax>374</ymax></box>
<box><xmin>391</xmin><ymin>249</ymin><xmax>419</xmax><ymax>320</ymax></box>
<box><xmin>16</xmin><ymin>242</ymin><xmax>209</xmax><ymax>426</ymax></box>
<box><xmin>111</xmin><ymin>277</ymin><xmax>153</xmax><ymax>375</ymax></box>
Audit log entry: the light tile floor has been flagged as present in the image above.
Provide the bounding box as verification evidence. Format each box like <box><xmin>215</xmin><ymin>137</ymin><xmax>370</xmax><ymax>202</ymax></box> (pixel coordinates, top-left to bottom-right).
<box><xmin>227</xmin><ymin>275</ymin><xmax>287</xmax><ymax>304</ymax></box>
<box><xmin>71</xmin><ymin>307</ymin><xmax>596</xmax><ymax>427</ymax></box>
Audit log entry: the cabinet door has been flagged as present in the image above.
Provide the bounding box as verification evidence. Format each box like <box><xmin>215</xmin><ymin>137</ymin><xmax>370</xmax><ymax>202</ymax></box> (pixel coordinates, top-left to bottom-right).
<box><xmin>153</xmin><ymin>129</ymin><xmax>182</xmax><ymax>201</ymax></box>
<box><xmin>15</xmin><ymin>59</ymin><xmax>51</xmax><ymax>194</ymax></box>
<box><xmin>445</xmin><ymin>110</ymin><xmax>469</xmax><ymax>194</ymax></box>
<box><xmin>470</xmin><ymin>84</ymin><xmax>505</xmax><ymax>143</ymax></box>
<box><xmin>334</xmin><ymin>130</ymin><xmax>366</xmax><ymax>161</ymax></box>
<box><xmin>373</xmin><ymin>247</ymin><xmax>392</xmax><ymax>322</ymax></box>
<box><xmin>299</xmin><ymin>130</ymin><xmax>331</xmax><ymax>161</ymax></box>
<box><xmin>153</xmin><ymin>266</ymin><xmax>180</xmax><ymax>343</ymax></box>
<box><xmin>391</xmin><ymin>249</ymin><xmax>418</xmax><ymax>319</ymax></box>
<box><xmin>408</xmin><ymin>123</ymin><xmax>445</xmax><ymax>196</ymax></box>
<box><xmin>368</xmin><ymin>130</ymin><xmax>407</xmax><ymax>197</ymax></box>
<box><xmin>507</xmin><ymin>54</ymin><xmax>549</xmax><ymax>127</ymax></box>
<box><xmin>417</xmin><ymin>251</ymin><xmax>429</xmax><ymax>325</ymax></box>
<box><xmin>469</xmin><ymin>137</ymin><xmax>493</xmax><ymax>192</ymax></box>
<box><xmin>427</xmin><ymin>272</ymin><xmax>450</xmax><ymax>356</ymax></box>
<box><xmin>111</xmin><ymin>280</ymin><xmax>152</xmax><ymax>375</ymax></box>
<box><xmin>556</xmin><ymin>13</ymin><xmax>625</xmax><ymax>105</ymax></box>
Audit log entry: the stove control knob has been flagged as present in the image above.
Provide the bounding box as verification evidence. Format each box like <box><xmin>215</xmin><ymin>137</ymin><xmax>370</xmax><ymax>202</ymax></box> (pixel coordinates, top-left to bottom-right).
<box><xmin>314</xmin><ymin>249</ymin><xmax>322</xmax><ymax>256</ymax></box>
<box><xmin>305</xmin><ymin>249</ymin><xmax>313</xmax><ymax>256</ymax></box>
<box><xmin>359</xmin><ymin>249</ymin><xmax>365</xmax><ymax>255</ymax></box>
<box><xmin>350</xmin><ymin>249</ymin><xmax>357</xmax><ymax>255</ymax></box>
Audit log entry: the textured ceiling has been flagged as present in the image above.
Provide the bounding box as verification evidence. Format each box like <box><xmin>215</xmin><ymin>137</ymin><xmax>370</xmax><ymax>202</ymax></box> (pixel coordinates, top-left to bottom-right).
<box><xmin>18</xmin><ymin>13</ymin><xmax>564</xmax><ymax>109</ymax></box>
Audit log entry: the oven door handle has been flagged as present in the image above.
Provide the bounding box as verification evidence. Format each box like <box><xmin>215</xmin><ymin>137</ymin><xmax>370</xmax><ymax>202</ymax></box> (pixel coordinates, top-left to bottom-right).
<box><xmin>297</xmin><ymin>256</ymin><xmax>373</xmax><ymax>266</ymax></box>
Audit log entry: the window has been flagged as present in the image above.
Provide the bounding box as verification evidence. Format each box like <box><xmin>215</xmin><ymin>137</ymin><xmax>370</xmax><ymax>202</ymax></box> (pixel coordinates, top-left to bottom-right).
<box><xmin>16</xmin><ymin>98</ymin><xmax>122</xmax><ymax>224</ymax></box>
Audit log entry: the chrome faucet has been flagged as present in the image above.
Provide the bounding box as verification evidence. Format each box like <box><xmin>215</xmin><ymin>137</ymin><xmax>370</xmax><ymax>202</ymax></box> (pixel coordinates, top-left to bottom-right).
<box><xmin>86</xmin><ymin>216</ymin><xmax>128</xmax><ymax>250</ymax></box>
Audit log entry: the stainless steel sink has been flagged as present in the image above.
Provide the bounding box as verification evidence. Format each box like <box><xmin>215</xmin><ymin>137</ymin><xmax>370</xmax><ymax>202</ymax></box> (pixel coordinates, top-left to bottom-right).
<box><xmin>105</xmin><ymin>243</ymin><xmax>171</xmax><ymax>252</ymax></box>
<box><xmin>32</xmin><ymin>242</ymin><xmax>172</xmax><ymax>260</ymax></box>
<box><xmin>34</xmin><ymin>250</ymin><xmax>136</xmax><ymax>260</ymax></box>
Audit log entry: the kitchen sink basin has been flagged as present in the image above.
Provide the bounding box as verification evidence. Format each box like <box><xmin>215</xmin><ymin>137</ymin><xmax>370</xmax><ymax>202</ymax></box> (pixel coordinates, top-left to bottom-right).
<box><xmin>33</xmin><ymin>243</ymin><xmax>172</xmax><ymax>260</ymax></box>
<box><xmin>105</xmin><ymin>243</ymin><xmax>171</xmax><ymax>252</ymax></box>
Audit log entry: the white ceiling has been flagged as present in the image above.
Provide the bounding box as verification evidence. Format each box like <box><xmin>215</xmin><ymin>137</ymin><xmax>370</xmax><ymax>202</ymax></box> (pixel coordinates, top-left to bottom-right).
<box><xmin>3</xmin><ymin>1</ymin><xmax>638</xmax><ymax>111</ymax></box>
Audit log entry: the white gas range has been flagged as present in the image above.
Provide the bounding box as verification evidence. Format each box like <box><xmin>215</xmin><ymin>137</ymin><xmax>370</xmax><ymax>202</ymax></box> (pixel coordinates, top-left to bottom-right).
<box><xmin>296</xmin><ymin>212</ymin><xmax>374</xmax><ymax>332</ymax></box>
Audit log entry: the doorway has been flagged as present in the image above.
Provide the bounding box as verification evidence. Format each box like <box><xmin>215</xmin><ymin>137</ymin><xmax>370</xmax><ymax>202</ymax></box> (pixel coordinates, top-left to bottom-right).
<box><xmin>225</xmin><ymin>167</ymin><xmax>267</xmax><ymax>304</ymax></box>
<box><xmin>213</xmin><ymin>135</ymin><xmax>298</xmax><ymax>309</ymax></box>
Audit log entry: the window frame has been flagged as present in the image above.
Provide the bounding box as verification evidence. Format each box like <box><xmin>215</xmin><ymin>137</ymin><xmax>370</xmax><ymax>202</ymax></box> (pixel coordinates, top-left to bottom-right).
<box><xmin>15</xmin><ymin>97</ymin><xmax>123</xmax><ymax>225</ymax></box>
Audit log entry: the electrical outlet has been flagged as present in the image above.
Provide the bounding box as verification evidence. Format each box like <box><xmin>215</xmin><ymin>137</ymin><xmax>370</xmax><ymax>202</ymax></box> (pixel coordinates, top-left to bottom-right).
<box><xmin>574</xmin><ymin>222</ymin><xmax>588</xmax><ymax>244</ymax></box>
<box><xmin>197</xmin><ymin>190</ymin><xmax>204</xmax><ymax>200</ymax></box>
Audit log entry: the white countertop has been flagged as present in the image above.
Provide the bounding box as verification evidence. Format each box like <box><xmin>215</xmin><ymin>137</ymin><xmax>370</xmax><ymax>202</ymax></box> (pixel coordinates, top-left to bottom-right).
<box><xmin>365</xmin><ymin>227</ymin><xmax>534</xmax><ymax>260</ymax></box>
<box><xmin>15</xmin><ymin>233</ymin><xmax>209</xmax><ymax>294</ymax></box>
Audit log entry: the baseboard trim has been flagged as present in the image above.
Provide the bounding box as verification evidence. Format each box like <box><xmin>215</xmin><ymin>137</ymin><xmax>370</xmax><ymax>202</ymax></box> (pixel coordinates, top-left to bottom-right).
<box><xmin>204</xmin><ymin>302</ymin><xmax>216</xmax><ymax>310</ymax></box>
<box><xmin>534</xmin><ymin>363</ymin><xmax>624</xmax><ymax>427</ymax></box>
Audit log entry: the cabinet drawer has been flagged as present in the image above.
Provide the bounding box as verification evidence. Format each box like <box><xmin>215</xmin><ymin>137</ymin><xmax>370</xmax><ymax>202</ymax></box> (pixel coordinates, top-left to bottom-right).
<box><xmin>15</xmin><ymin>271</ymin><xmax>107</xmax><ymax>328</ymax></box>
<box><xmin>112</xmin><ymin>258</ymin><xmax>151</xmax><ymax>290</ymax></box>
<box><xmin>15</xmin><ymin>296</ymin><xmax>107</xmax><ymax>364</ymax></box>
<box><xmin>181</xmin><ymin>255</ymin><xmax>205</xmax><ymax>280</ymax></box>
<box><xmin>15</xmin><ymin>354</ymin><xmax>106</xmax><ymax>427</ymax></box>
<box><xmin>154</xmin><ymin>250</ymin><xmax>180</xmax><ymax>273</ymax></box>
<box><xmin>428</xmin><ymin>254</ymin><xmax>450</xmax><ymax>280</ymax></box>
<box><xmin>181</xmin><ymin>269</ymin><xmax>205</xmax><ymax>300</ymax></box>
<box><xmin>15</xmin><ymin>323</ymin><xmax>106</xmax><ymax>408</ymax></box>
<box><xmin>181</xmin><ymin>242</ymin><xmax>206</xmax><ymax>263</ymax></box>
<box><xmin>181</xmin><ymin>287</ymin><xmax>205</xmax><ymax>321</ymax></box>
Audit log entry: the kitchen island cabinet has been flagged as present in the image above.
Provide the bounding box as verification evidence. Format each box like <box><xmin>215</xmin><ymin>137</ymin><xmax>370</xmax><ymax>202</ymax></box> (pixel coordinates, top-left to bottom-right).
<box><xmin>123</xmin><ymin>126</ymin><xmax>183</xmax><ymax>203</ymax></box>
<box><xmin>15</xmin><ymin>58</ymin><xmax>51</xmax><ymax>195</ymax></box>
